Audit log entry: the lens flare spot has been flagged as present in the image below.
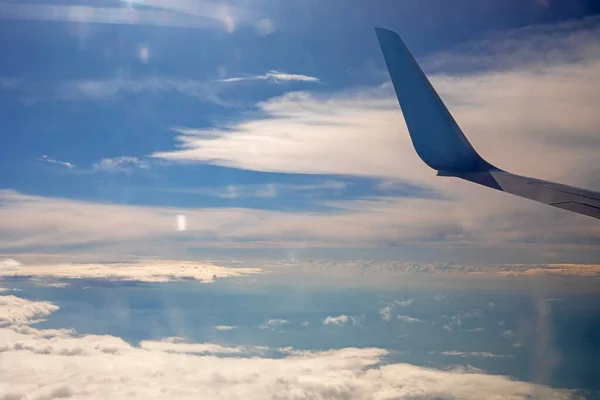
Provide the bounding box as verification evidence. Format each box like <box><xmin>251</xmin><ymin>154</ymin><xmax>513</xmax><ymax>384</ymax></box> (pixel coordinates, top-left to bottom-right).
<box><xmin>223</xmin><ymin>15</ymin><xmax>235</xmax><ymax>33</ymax></box>
<box><xmin>176</xmin><ymin>215</ymin><xmax>187</xmax><ymax>232</ymax></box>
<box><xmin>138</xmin><ymin>46</ymin><xmax>149</xmax><ymax>63</ymax></box>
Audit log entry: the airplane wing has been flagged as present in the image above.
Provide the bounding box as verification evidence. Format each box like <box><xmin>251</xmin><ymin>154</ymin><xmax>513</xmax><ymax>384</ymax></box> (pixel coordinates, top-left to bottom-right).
<box><xmin>375</xmin><ymin>27</ymin><xmax>600</xmax><ymax>220</ymax></box>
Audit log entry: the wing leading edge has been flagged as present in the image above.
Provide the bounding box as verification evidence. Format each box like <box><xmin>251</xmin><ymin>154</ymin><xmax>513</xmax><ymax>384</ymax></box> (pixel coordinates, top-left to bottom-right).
<box><xmin>375</xmin><ymin>27</ymin><xmax>600</xmax><ymax>220</ymax></box>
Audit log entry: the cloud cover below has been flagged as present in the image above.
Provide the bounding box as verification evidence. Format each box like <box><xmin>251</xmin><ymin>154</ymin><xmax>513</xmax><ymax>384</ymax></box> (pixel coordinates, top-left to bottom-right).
<box><xmin>0</xmin><ymin>293</ymin><xmax>582</xmax><ymax>400</ymax></box>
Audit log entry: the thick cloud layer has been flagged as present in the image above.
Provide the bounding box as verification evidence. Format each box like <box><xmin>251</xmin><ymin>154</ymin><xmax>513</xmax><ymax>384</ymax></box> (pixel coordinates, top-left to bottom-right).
<box><xmin>0</xmin><ymin>259</ymin><xmax>262</xmax><ymax>283</ymax></box>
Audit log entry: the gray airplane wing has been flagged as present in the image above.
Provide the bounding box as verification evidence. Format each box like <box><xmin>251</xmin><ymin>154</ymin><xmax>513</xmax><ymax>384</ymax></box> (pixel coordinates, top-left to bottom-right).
<box><xmin>375</xmin><ymin>27</ymin><xmax>600</xmax><ymax>220</ymax></box>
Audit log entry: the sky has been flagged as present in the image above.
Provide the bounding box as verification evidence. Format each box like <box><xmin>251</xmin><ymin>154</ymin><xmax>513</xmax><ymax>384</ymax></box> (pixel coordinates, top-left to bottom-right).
<box><xmin>1</xmin><ymin>0</ymin><xmax>600</xmax><ymax>264</ymax></box>
<box><xmin>1</xmin><ymin>1</ymin><xmax>600</xmax><ymax>398</ymax></box>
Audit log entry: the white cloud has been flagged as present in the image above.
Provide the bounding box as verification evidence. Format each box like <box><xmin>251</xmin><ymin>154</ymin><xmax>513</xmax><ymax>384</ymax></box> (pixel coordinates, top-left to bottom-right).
<box><xmin>31</xmin><ymin>279</ymin><xmax>70</xmax><ymax>288</ymax></box>
<box><xmin>433</xmin><ymin>294</ymin><xmax>446</xmax><ymax>301</ymax></box>
<box><xmin>397</xmin><ymin>315</ymin><xmax>421</xmax><ymax>324</ymax></box>
<box><xmin>443</xmin><ymin>325</ymin><xmax>453</xmax><ymax>333</ymax></box>
<box><xmin>218</xmin><ymin>70</ymin><xmax>320</xmax><ymax>84</ymax></box>
<box><xmin>0</xmin><ymin>295</ymin><xmax>58</xmax><ymax>327</ymax></box>
<box><xmin>379</xmin><ymin>306</ymin><xmax>392</xmax><ymax>322</ymax></box>
<box><xmin>351</xmin><ymin>315</ymin><xmax>366</xmax><ymax>327</ymax></box>
<box><xmin>139</xmin><ymin>338</ymin><xmax>259</xmax><ymax>355</ymax></box>
<box><xmin>394</xmin><ymin>298</ymin><xmax>413</xmax><ymax>308</ymax></box>
<box><xmin>432</xmin><ymin>351</ymin><xmax>512</xmax><ymax>359</ymax></box>
<box><xmin>500</xmin><ymin>330</ymin><xmax>515</xmax><ymax>339</ymax></box>
<box><xmin>0</xmin><ymin>294</ymin><xmax>580</xmax><ymax>400</ymax></box>
<box><xmin>323</xmin><ymin>315</ymin><xmax>349</xmax><ymax>326</ymax></box>
<box><xmin>93</xmin><ymin>156</ymin><xmax>152</xmax><ymax>173</ymax></box>
<box><xmin>259</xmin><ymin>319</ymin><xmax>290</xmax><ymax>330</ymax></box>
<box><xmin>467</xmin><ymin>328</ymin><xmax>486</xmax><ymax>333</ymax></box>
<box><xmin>215</xmin><ymin>325</ymin><xmax>237</xmax><ymax>331</ymax></box>
<box><xmin>2</xmin><ymin>183</ymin><xmax>600</xmax><ymax>262</ymax></box>
<box><xmin>0</xmin><ymin>260</ymin><xmax>261</xmax><ymax>283</ymax></box>
<box><xmin>40</xmin><ymin>155</ymin><xmax>76</xmax><ymax>169</ymax></box>
<box><xmin>0</xmin><ymin>258</ymin><xmax>21</xmax><ymax>268</ymax></box>
<box><xmin>381</xmin><ymin>298</ymin><xmax>414</xmax><ymax>322</ymax></box>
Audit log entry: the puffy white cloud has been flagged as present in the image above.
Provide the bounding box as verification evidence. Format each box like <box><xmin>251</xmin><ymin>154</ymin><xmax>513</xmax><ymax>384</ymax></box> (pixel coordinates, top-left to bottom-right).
<box><xmin>0</xmin><ymin>260</ymin><xmax>261</xmax><ymax>283</ymax></box>
<box><xmin>323</xmin><ymin>315</ymin><xmax>349</xmax><ymax>326</ymax></box>
<box><xmin>500</xmin><ymin>330</ymin><xmax>515</xmax><ymax>339</ymax></box>
<box><xmin>394</xmin><ymin>298</ymin><xmax>414</xmax><ymax>308</ymax></box>
<box><xmin>397</xmin><ymin>315</ymin><xmax>421</xmax><ymax>324</ymax></box>
<box><xmin>381</xmin><ymin>298</ymin><xmax>414</xmax><ymax>322</ymax></box>
<box><xmin>0</xmin><ymin>295</ymin><xmax>58</xmax><ymax>327</ymax></box>
<box><xmin>380</xmin><ymin>306</ymin><xmax>392</xmax><ymax>322</ymax></box>
<box><xmin>259</xmin><ymin>319</ymin><xmax>290</xmax><ymax>330</ymax></box>
<box><xmin>215</xmin><ymin>325</ymin><xmax>237</xmax><ymax>331</ymax></box>
<box><xmin>0</xmin><ymin>294</ymin><xmax>581</xmax><ymax>400</ymax></box>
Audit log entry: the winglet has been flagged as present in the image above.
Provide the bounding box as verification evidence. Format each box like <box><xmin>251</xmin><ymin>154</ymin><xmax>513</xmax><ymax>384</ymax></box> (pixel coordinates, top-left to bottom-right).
<box><xmin>375</xmin><ymin>27</ymin><xmax>494</xmax><ymax>173</ymax></box>
<box><xmin>375</xmin><ymin>27</ymin><xmax>600</xmax><ymax>220</ymax></box>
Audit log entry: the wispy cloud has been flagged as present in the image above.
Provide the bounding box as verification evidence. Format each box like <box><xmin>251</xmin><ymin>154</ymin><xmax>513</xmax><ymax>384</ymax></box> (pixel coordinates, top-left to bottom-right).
<box><xmin>430</xmin><ymin>351</ymin><xmax>513</xmax><ymax>359</ymax></box>
<box><xmin>41</xmin><ymin>155</ymin><xmax>76</xmax><ymax>169</ymax></box>
<box><xmin>93</xmin><ymin>156</ymin><xmax>152</xmax><ymax>173</ymax></box>
<box><xmin>0</xmin><ymin>1</ymin><xmax>254</xmax><ymax>32</ymax></box>
<box><xmin>61</xmin><ymin>78</ymin><xmax>228</xmax><ymax>106</ymax></box>
<box><xmin>397</xmin><ymin>315</ymin><xmax>421</xmax><ymax>324</ymax></box>
<box><xmin>154</xmin><ymin>180</ymin><xmax>348</xmax><ymax>199</ymax></box>
<box><xmin>218</xmin><ymin>70</ymin><xmax>321</xmax><ymax>84</ymax></box>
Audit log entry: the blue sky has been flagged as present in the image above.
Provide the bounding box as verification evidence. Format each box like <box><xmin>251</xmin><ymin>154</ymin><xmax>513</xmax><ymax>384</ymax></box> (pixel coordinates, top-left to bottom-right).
<box><xmin>1</xmin><ymin>0</ymin><xmax>600</xmax><ymax>263</ymax></box>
